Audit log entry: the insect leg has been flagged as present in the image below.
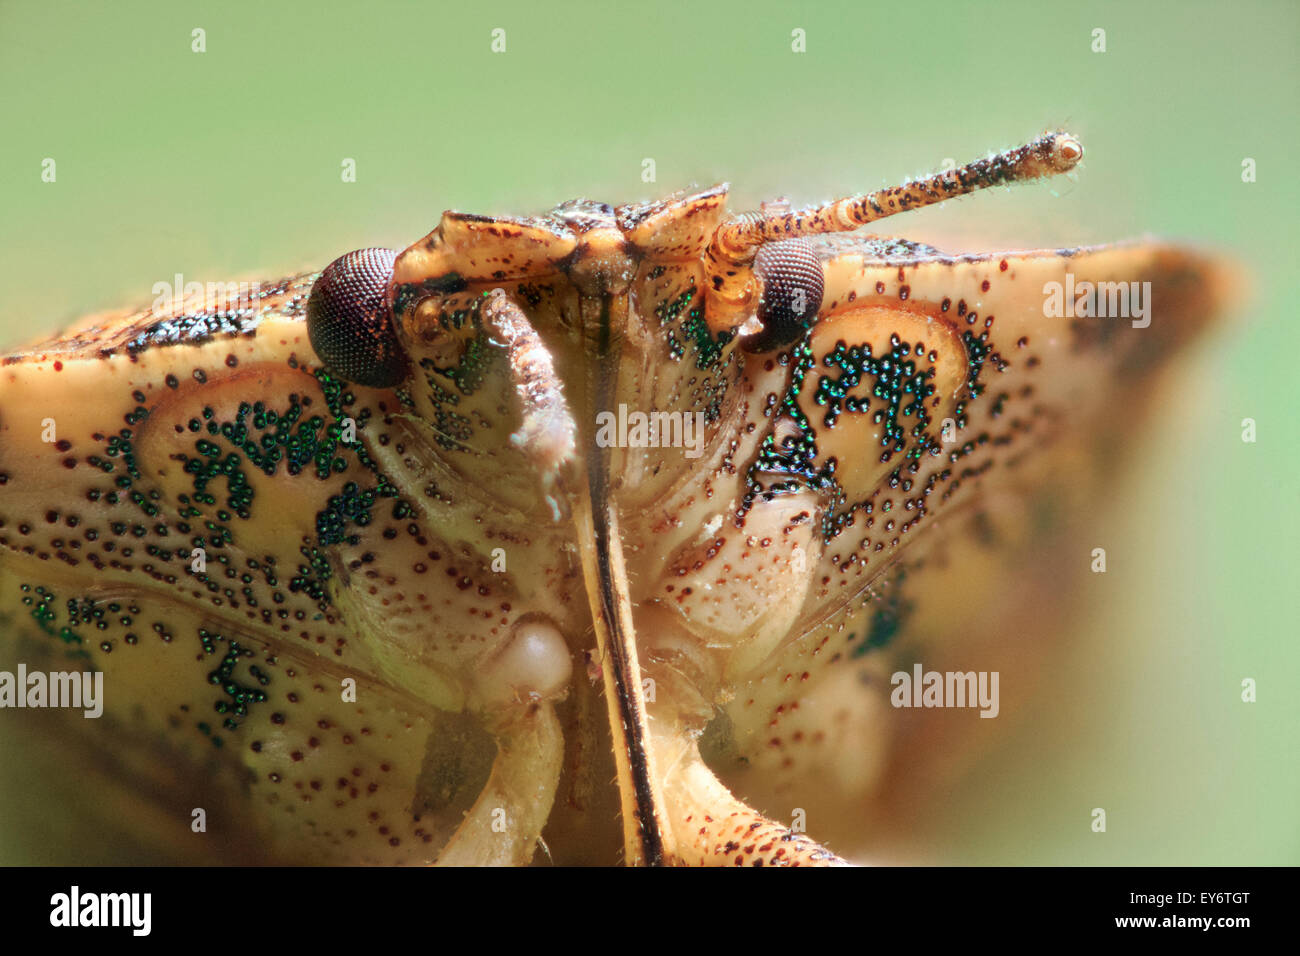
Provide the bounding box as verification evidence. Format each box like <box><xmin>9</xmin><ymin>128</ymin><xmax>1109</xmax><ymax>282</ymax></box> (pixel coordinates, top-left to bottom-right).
<box><xmin>433</xmin><ymin>702</ymin><xmax>565</xmax><ymax>866</ymax></box>
<box><xmin>435</xmin><ymin>621</ymin><xmax>573</xmax><ymax>866</ymax></box>
<box><xmin>649</xmin><ymin>715</ymin><xmax>848</xmax><ymax>867</ymax></box>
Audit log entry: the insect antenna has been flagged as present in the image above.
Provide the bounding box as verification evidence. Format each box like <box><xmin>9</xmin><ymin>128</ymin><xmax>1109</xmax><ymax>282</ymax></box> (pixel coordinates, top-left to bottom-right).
<box><xmin>709</xmin><ymin>130</ymin><xmax>1084</xmax><ymax>262</ymax></box>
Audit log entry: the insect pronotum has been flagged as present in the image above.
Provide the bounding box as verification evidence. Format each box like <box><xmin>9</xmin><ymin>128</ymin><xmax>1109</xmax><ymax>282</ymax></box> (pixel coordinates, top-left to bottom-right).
<box><xmin>0</xmin><ymin>131</ymin><xmax>1229</xmax><ymax>865</ymax></box>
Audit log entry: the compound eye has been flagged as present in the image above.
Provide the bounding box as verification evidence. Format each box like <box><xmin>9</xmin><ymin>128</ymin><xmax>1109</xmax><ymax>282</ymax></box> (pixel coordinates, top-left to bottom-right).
<box><xmin>306</xmin><ymin>248</ymin><xmax>409</xmax><ymax>388</ymax></box>
<box><xmin>741</xmin><ymin>238</ymin><xmax>825</xmax><ymax>352</ymax></box>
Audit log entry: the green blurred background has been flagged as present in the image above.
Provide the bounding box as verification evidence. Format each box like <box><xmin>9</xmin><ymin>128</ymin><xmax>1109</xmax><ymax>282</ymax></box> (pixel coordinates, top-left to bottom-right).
<box><xmin>1</xmin><ymin>0</ymin><xmax>1295</xmax><ymax>863</ymax></box>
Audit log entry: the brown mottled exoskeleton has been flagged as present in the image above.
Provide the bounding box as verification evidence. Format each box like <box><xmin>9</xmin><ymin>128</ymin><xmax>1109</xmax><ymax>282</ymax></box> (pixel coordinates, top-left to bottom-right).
<box><xmin>0</xmin><ymin>133</ymin><xmax>1230</xmax><ymax>865</ymax></box>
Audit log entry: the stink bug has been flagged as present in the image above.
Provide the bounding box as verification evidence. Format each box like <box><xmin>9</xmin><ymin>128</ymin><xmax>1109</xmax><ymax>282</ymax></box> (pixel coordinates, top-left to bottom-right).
<box><xmin>0</xmin><ymin>132</ymin><xmax>1231</xmax><ymax>865</ymax></box>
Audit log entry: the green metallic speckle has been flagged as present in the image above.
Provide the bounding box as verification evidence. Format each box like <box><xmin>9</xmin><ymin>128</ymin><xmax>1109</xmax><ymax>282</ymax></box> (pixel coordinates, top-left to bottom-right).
<box><xmin>852</xmin><ymin>575</ymin><xmax>912</xmax><ymax>658</ymax></box>
<box><xmin>197</xmin><ymin>627</ymin><xmax>270</xmax><ymax>745</ymax></box>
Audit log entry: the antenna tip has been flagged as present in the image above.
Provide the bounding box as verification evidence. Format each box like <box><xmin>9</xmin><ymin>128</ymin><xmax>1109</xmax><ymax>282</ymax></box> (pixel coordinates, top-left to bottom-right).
<box><xmin>1050</xmin><ymin>133</ymin><xmax>1085</xmax><ymax>171</ymax></box>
